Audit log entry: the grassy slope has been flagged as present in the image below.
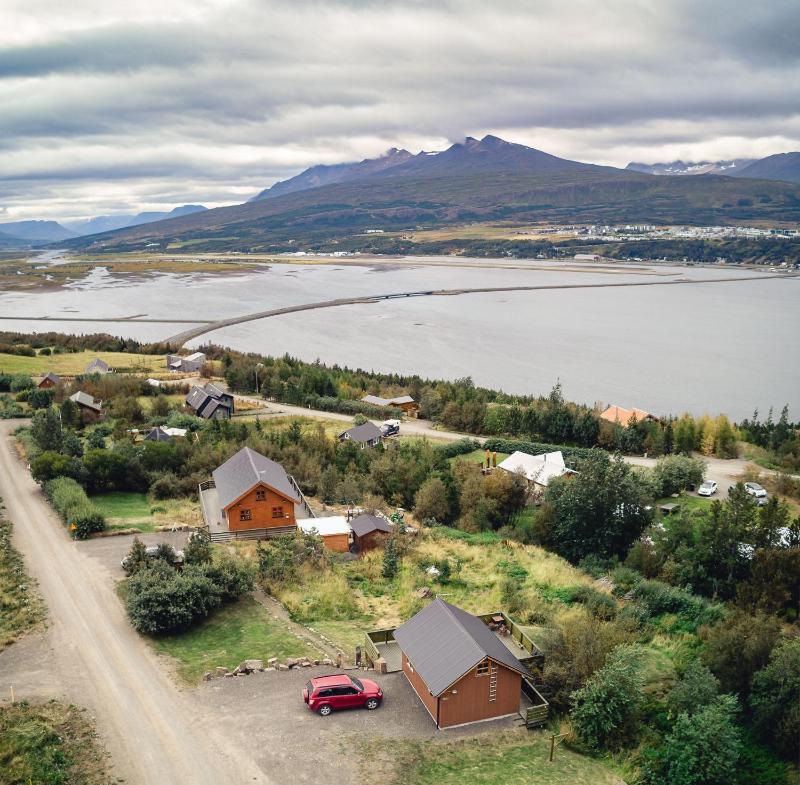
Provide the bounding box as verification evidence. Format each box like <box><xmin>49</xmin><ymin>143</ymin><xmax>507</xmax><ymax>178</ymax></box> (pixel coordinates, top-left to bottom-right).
<box><xmin>362</xmin><ymin>729</ymin><xmax>623</xmax><ymax>785</ymax></box>
<box><xmin>0</xmin><ymin>507</ymin><xmax>45</xmax><ymax>650</ymax></box>
<box><xmin>0</xmin><ymin>350</ymin><xmax>165</xmax><ymax>376</ymax></box>
<box><xmin>150</xmin><ymin>597</ymin><xmax>320</xmax><ymax>683</ymax></box>
<box><xmin>0</xmin><ymin>700</ymin><xmax>112</xmax><ymax>785</ymax></box>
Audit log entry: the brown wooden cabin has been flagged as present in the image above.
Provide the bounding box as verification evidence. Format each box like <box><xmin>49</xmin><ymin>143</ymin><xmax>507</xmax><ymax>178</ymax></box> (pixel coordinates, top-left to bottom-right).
<box><xmin>394</xmin><ymin>598</ymin><xmax>529</xmax><ymax>729</ymax></box>
<box><xmin>350</xmin><ymin>513</ymin><xmax>392</xmax><ymax>552</ymax></box>
<box><xmin>212</xmin><ymin>447</ymin><xmax>299</xmax><ymax>533</ymax></box>
<box><xmin>68</xmin><ymin>391</ymin><xmax>104</xmax><ymax>424</ymax></box>
<box><xmin>38</xmin><ymin>372</ymin><xmax>60</xmax><ymax>389</ymax></box>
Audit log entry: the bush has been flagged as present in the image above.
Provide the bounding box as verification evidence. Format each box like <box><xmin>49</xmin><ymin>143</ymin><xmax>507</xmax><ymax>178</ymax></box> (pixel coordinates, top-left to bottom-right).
<box><xmin>126</xmin><ymin>562</ymin><xmax>223</xmax><ymax>634</ymax></box>
<box><xmin>149</xmin><ymin>472</ymin><xmax>182</xmax><ymax>500</ymax></box>
<box><xmin>30</xmin><ymin>451</ymin><xmax>83</xmax><ymax>483</ymax></box>
<box><xmin>666</xmin><ymin>659</ymin><xmax>720</xmax><ymax>717</ymax></box>
<box><xmin>204</xmin><ymin>551</ymin><xmax>255</xmax><ymax>601</ymax></box>
<box><xmin>43</xmin><ymin>477</ymin><xmax>106</xmax><ymax>539</ymax></box>
<box><xmin>631</xmin><ymin>579</ymin><xmax>724</xmax><ymax>630</ymax></box>
<box><xmin>483</xmin><ymin>437</ymin><xmax>598</xmax><ymax>466</ymax></box>
<box><xmin>570</xmin><ymin>644</ymin><xmax>645</xmax><ymax>751</ymax></box>
<box><xmin>651</xmin><ymin>454</ymin><xmax>706</xmax><ymax>496</ymax></box>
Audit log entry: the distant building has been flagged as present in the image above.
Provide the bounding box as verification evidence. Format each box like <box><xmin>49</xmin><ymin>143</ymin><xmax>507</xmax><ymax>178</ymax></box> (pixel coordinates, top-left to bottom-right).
<box><xmin>361</xmin><ymin>394</ymin><xmax>419</xmax><ymax>417</ymax></box>
<box><xmin>185</xmin><ymin>383</ymin><xmax>233</xmax><ymax>420</ymax></box>
<box><xmin>85</xmin><ymin>358</ymin><xmax>110</xmax><ymax>375</ymax></box>
<box><xmin>574</xmin><ymin>253</ymin><xmax>602</xmax><ymax>262</ymax></box>
<box><xmin>339</xmin><ymin>421</ymin><xmax>382</xmax><ymax>448</ymax></box>
<box><xmin>167</xmin><ymin>352</ymin><xmax>206</xmax><ymax>373</ymax></box>
<box><xmin>69</xmin><ymin>391</ymin><xmax>104</xmax><ymax>423</ymax></box>
<box><xmin>38</xmin><ymin>372</ymin><xmax>60</xmax><ymax>389</ymax></box>
<box><xmin>496</xmin><ymin>450</ymin><xmax>576</xmax><ymax>491</ymax></box>
<box><xmin>599</xmin><ymin>404</ymin><xmax>659</xmax><ymax>426</ymax></box>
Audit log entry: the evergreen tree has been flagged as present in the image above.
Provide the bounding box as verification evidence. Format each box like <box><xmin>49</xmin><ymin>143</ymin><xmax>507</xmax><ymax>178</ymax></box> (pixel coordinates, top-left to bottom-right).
<box><xmin>381</xmin><ymin>537</ymin><xmax>398</xmax><ymax>579</ymax></box>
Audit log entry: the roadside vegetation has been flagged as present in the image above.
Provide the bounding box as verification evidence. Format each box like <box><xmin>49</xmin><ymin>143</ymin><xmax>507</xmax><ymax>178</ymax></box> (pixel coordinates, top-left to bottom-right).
<box><xmin>0</xmin><ymin>700</ymin><xmax>112</xmax><ymax>785</ymax></box>
<box><xmin>0</xmin><ymin>502</ymin><xmax>45</xmax><ymax>649</ymax></box>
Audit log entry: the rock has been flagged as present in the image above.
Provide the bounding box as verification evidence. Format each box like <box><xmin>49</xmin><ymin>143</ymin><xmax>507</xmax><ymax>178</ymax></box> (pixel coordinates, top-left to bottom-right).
<box><xmin>313</xmin><ymin>659</ymin><xmax>320</xmax><ymax>666</ymax></box>
<box><xmin>285</xmin><ymin>658</ymin><xmax>299</xmax><ymax>668</ymax></box>
<box><xmin>322</xmin><ymin>658</ymin><xmax>333</xmax><ymax>666</ymax></box>
<box><xmin>267</xmin><ymin>657</ymin><xmax>278</xmax><ymax>667</ymax></box>
<box><xmin>215</xmin><ymin>667</ymin><xmax>229</xmax><ymax>677</ymax></box>
<box><xmin>277</xmin><ymin>664</ymin><xmax>289</xmax><ymax>671</ymax></box>
<box><xmin>242</xmin><ymin>659</ymin><xmax>264</xmax><ymax>672</ymax></box>
<box><xmin>223</xmin><ymin>672</ymin><xmax>235</xmax><ymax>678</ymax></box>
<box><xmin>202</xmin><ymin>671</ymin><xmax>213</xmax><ymax>681</ymax></box>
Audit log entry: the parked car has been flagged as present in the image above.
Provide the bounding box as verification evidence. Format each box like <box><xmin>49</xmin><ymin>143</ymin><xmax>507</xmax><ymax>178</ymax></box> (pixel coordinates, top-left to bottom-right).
<box><xmin>303</xmin><ymin>674</ymin><xmax>382</xmax><ymax>716</ymax></box>
<box><xmin>744</xmin><ymin>482</ymin><xmax>768</xmax><ymax>500</ymax></box>
<box><xmin>697</xmin><ymin>480</ymin><xmax>718</xmax><ymax>497</ymax></box>
<box><xmin>120</xmin><ymin>545</ymin><xmax>184</xmax><ymax>570</ymax></box>
<box><xmin>381</xmin><ymin>419</ymin><xmax>400</xmax><ymax>437</ymax></box>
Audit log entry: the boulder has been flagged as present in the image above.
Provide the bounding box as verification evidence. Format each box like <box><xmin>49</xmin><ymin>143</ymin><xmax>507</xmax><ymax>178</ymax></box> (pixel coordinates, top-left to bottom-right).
<box><xmin>322</xmin><ymin>658</ymin><xmax>333</xmax><ymax>666</ymax></box>
<box><xmin>242</xmin><ymin>659</ymin><xmax>264</xmax><ymax>672</ymax></box>
<box><xmin>215</xmin><ymin>667</ymin><xmax>229</xmax><ymax>677</ymax></box>
<box><xmin>267</xmin><ymin>657</ymin><xmax>278</xmax><ymax>667</ymax></box>
<box><xmin>277</xmin><ymin>663</ymin><xmax>289</xmax><ymax>671</ymax></box>
<box><xmin>265</xmin><ymin>667</ymin><xmax>276</xmax><ymax>672</ymax></box>
<box><xmin>202</xmin><ymin>671</ymin><xmax>213</xmax><ymax>682</ymax></box>
<box><xmin>313</xmin><ymin>659</ymin><xmax>320</xmax><ymax>666</ymax></box>
<box><xmin>285</xmin><ymin>658</ymin><xmax>299</xmax><ymax>668</ymax></box>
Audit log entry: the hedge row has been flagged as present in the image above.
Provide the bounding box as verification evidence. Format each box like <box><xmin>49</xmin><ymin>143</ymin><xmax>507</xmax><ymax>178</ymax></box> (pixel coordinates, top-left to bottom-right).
<box><xmin>482</xmin><ymin>437</ymin><xmax>603</xmax><ymax>467</ymax></box>
<box><xmin>43</xmin><ymin>477</ymin><xmax>106</xmax><ymax>539</ymax></box>
<box><xmin>302</xmin><ymin>394</ymin><xmax>404</xmax><ymax>420</ymax></box>
<box><xmin>434</xmin><ymin>438</ymin><xmax>482</xmax><ymax>459</ymax></box>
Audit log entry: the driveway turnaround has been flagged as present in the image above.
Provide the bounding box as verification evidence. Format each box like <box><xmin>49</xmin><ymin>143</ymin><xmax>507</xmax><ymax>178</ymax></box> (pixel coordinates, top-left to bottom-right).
<box><xmin>0</xmin><ymin>420</ymin><xmax>270</xmax><ymax>785</ymax></box>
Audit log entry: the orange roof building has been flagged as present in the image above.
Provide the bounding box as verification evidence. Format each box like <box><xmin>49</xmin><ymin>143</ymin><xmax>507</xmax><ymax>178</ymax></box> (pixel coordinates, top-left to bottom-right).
<box><xmin>599</xmin><ymin>404</ymin><xmax>658</xmax><ymax>426</ymax></box>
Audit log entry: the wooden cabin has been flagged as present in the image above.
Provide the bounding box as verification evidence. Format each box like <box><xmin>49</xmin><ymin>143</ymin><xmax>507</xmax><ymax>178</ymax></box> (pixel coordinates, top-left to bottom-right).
<box><xmin>297</xmin><ymin>516</ymin><xmax>351</xmax><ymax>553</ymax></box>
<box><xmin>350</xmin><ymin>513</ymin><xmax>392</xmax><ymax>552</ymax></box>
<box><xmin>38</xmin><ymin>372</ymin><xmax>60</xmax><ymax>389</ymax></box>
<box><xmin>68</xmin><ymin>391</ymin><xmax>104</xmax><ymax>424</ymax></box>
<box><xmin>394</xmin><ymin>599</ymin><xmax>529</xmax><ymax>729</ymax></box>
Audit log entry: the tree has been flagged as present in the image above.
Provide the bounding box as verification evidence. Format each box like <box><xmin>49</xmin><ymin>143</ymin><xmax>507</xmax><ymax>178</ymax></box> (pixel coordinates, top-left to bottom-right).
<box><xmin>701</xmin><ymin>611</ymin><xmax>780</xmax><ymax>697</ymax></box>
<box><xmin>59</xmin><ymin>398</ymin><xmax>80</xmax><ymax>430</ymax></box>
<box><xmin>30</xmin><ymin>451</ymin><xmax>82</xmax><ymax>483</ymax></box>
<box><xmin>651</xmin><ymin>696</ymin><xmax>741</xmax><ymax>785</ymax></box>
<box><xmin>150</xmin><ymin>395</ymin><xmax>171</xmax><ymax>418</ymax></box>
<box><xmin>382</xmin><ymin>536</ymin><xmax>398</xmax><ymax>579</ymax></box>
<box><xmin>737</xmin><ymin>547</ymin><xmax>800</xmax><ymax>617</ymax></box>
<box><xmin>543</xmin><ymin>454</ymin><xmax>652</xmax><ymax>563</ymax></box>
<box><xmin>184</xmin><ymin>530</ymin><xmax>213</xmax><ymax>566</ymax></box>
<box><xmin>31</xmin><ymin>407</ymin><xmax>63</xmax><ymax>452</ymax></box>
<box><xmin>413</xmin><ymin>477</ymin><xmax>450</xmax><ymax>524</ymax></box>
<box><xmin>123</xmin><ymin>537</ymin><xmax>149</xmax><ymax>576</ymax></box>
<box><xmin>651</xmin><ymin>455</ymin><xmax>706</xmax><ymax>496</ymax></box>
<box><xmin>570</xmin><ymin>644</ymin><xmax>645</xmax><ymax>751</ymax></box>
<box><xmin>667</xmin><ymin>659</ymin><xmax>720</xmax><ymax>718</ymax></box>
<box><xmin>750</xmin><ymin>637</ymin><xmax>800</xmax><ymax>759</ymax></box>
<box><xmin>318</xmin><ymin>465</ymin><xmax>339</xmax><ymax>504</ymax></box>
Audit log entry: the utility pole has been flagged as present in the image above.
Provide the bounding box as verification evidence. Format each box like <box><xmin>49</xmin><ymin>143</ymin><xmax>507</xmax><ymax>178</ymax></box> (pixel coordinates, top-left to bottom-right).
<box><xmin>254</xmin><ymin>362</ymin><xmax>264</xmax><ymax>395</ymax></box>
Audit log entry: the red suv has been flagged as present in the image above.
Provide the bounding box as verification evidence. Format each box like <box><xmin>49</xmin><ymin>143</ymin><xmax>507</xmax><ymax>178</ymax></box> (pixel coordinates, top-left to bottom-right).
<box><xmin>303</xmin><ymin>674</ymin><xmax>383</xmax><ymax>716</ymax></box>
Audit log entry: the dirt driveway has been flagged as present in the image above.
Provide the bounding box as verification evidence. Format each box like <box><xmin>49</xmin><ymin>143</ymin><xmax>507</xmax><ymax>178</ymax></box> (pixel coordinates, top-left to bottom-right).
<box><xmin>194</xmin><ymin>665</ymin><xmax>524</xmax><ymax>784</ymax></box>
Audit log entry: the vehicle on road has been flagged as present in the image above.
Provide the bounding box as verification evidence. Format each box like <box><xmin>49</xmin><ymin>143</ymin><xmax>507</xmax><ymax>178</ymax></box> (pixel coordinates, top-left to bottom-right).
<box><xmin>697</xmin><ymin>480</ymin><xmax>718</xmax><ymax>496</ymax></box>
<box><xmin>744</xmin><ymin>482</ymin><xmax>768</xmax><ymax>499</ymax></box>
<box><xmin>121</xmin><ymin>545</ymin><xmax>184</xmax><ymax>570</ymax></box>
<box><xmin>381</xmin><ymin>419</ymin><xmax>401</xmax><ymax>437</ymax></box>
<box><xmin>303</xmin><ymin>674</ymin><xmax>382</xmax><ymax>716</ymax></box>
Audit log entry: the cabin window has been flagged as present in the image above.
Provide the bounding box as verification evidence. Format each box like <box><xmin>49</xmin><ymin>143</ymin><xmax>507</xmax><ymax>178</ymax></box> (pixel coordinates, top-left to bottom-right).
<box><xmin>239</xmin><ymin>509</ymin><xmax>252</xmax><ymax>521</ymax></box>
<box><xmin>255</xmin><ymin>489</ymin><xmax>266</xmax><ymax>501</ymax></box>
<box><xmin>271</xmin><ymin>506</ymin><xmax>284</xmax><ymax>519</ymax></box>
<box><xmin>476</xmin><ymin>658</ymin><xmax>490</xmax><ymax>676</ymax></box>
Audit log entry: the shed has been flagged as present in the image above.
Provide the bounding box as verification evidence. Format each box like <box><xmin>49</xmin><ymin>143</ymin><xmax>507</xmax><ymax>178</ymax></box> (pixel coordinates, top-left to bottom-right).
<box><xmin>339</xmin><ymin>421</ymin><xmax>382</xmax><ymax>448</ymax></box>
<box><xmin>69</xmin><ymin>390</ymin><xmax>104</xmax><ymax>423</ymax></box>
<box><xmin>350</xmin><ymin>513</ymin><xmax>392</xmax><ymax>552</ymax></box>
<box><xmin>38</xmin><ymin>372</ymin><xmax>60</xmax><ymax>389</ymax></box>
<box><xmin>85</xmin><ymin>358</ymin><xmax>110</xmax><ymax>375</ymax></box>
<box><xmin>394</xmin><ymin>599</ymin><xmax>529</xmax><ymax>729</ymax></box>
<box><xmin>297</xmin><ymin>516</ymin><xmax>351</xmax><ymax>553</ymax></box>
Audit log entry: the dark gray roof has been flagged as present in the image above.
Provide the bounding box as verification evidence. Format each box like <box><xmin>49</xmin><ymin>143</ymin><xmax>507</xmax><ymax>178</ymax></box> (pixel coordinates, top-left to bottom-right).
<box><xmin>145</xmin><ymin>426</ymin><xmax>171</xmax><ymax>442</ymax></box>
<box><xmin>393</xmin><ymin>599</ymin><xmax>528</xmax><ymax>696</ymax></box>
<box><xmin>85</xmin><ymin>358</ymin><xmax>110</xmax><ymax>373</ymax></box>
<box><xmin>40</xmin><ymin>372</ymin><xmax>60</xmax><ymax>384</ymax></box>
<box><xmin>388</xmin><ymin>395</ymin><xmax>415</xmax><ymax>405</ymax></box>
<box><xmin>342</xmin><ymin>421</ymin><xmax>382</xmax><ymax>443</ymax></box>
<box><xmin>185</xmin><ymin>385</ymin><xmax>210</xmax><ymax>411</ymax></box>
<box><xmin>204</xmin><ymin>382</ymin><xmax>230</xmax><ymax>399</ymax></box>
<box><xmin>350</xmin><ymin>513</ymin><xmax>392</xmax><ymax>537</ymax></box>
<box><xmin>212</xmin><ymin>447</ymin><xmax>299</xmax><ymax>509</ymax></box>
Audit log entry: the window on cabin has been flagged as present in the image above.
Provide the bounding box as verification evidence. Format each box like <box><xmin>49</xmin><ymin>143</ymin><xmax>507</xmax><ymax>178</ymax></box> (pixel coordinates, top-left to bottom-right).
<box><xmin>271</xmin><ymin>506</ymin><xmax>284</xmax><ymax>519</ymax></box>
<box><xmin>240</xmin><ymin>509</ymin><xmax>252</xmax><ymax>521</ymax></box>
<box><xmin>476</xmin><ymin>658</ymin><xmax>489</xmax><ymax>676</ymax></box>
<box><xmin>255</xmin><ymin>489</ymin><xmax>266</xmax><ymax>501</ymax></box>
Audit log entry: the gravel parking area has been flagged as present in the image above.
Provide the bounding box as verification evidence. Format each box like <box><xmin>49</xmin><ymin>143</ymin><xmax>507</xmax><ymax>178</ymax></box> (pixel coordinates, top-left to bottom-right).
<box><xmin>76</xmin><ymin>531</ymin><xmax>191</xmax><ymax>575</ymax></box>
<box><xmin>194</xmin><ymin>665</ymin><xmax>522</xmax><ymax>784</ymax></box>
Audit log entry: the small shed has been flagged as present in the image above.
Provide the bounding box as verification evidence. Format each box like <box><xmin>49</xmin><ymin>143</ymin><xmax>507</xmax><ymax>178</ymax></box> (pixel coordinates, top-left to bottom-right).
<box><xmin>338</xmin><ymin>421</ymin><xmax>382</xmax><ymax>448</ymax></box>
<box><xmin>350</xmin><ymin>513</ymin><xmax>392</xmax><ymax>552</ymax></box>
<box><xmin>145</xmin><ymin>426</ymin><xmax>172</xmax><ymax>442</ymax></box>
<box><xmin>297</xmin><ymin>516</ymin><xmax>351</xmax><ymax>553</ymax></box>
<box><xmin>85</xmin><ymin>358</ymin><xmax>110</xmax><ymax>375</ymax></box>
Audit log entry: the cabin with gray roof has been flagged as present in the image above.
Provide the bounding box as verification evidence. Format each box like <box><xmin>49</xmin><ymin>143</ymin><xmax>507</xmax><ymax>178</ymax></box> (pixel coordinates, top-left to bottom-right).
<box><xmin>350</xmin><ymin>513</ymin><xmax>393</xmax><ymax>552</ymax></box>
<box><xmin>69</xmin><ymin>390</ymin><xmax>104</xmax><ymax>423</ymax></box>
<box><xmin>167</xmin><ymin>351</ymin><xmax>207</xmax><ymax>373</ymax></box>
<box><xmin>338</xmin><ymin>421</ymin><xmax>382</xmax><ymax>447</ymax></box>
<box><xmin>85</xmin><ymin>358</ymin><xmax>110</xmax><ymax>375</ymax></box>
<box><xmin>361</xmin><ymin>393</ymin><xmax>418</xmax><ymax>416</ymax></box>
<box><xmin>185</xmin><ymin>383</ymin><xmax>233</xmax><ymax>419</ymax></box>
<box><xmin>38</xmin><ymin>372</ymin><xmax>60</xmax><ymax>389</ymax></box>
<box><xmin>199</xmin><ymin>446</ymin><xmax>303</xmax><ymax>539</ymax></box>
<box><xmin>393</xmin><ymin>599</ymin><xmax>530</xmax><ymax>729</ymax></box>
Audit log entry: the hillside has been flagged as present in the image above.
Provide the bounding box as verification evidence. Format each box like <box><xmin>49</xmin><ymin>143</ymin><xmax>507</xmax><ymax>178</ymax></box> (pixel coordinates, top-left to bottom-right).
<box><xmin>0</xmin><ymin>219</ymin><xmax>76</xmax><ymax>242</ymax></box>
<box><xmin>730</xmin><ymin>152</ymin><xmax>800</xmax><ymax>184</ymax></box>
<box><xmin>64</xmin><ymin>204</ymin><xmax>208</xmax><ymax>237</ymax></box>
<box><xmin>59</xmin><ymin>135</ymin><xmax>800</xmax><ymax>253</ymax></box>
<box><xmin>626</xmin><ymin>159</ymin><xmax>754</xmax><ymax>176</ymax></box>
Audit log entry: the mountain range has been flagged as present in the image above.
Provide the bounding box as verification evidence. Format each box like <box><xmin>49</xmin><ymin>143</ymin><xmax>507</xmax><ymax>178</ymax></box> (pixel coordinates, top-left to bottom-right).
<box><xmin>56</xmin><ymin>135</ymin><xmax>800</xmax><ymax>254</ymax></box>
<box><xmin>0</xmin><ymin>205</ymin><xmax>208</xmax><ymax>247</ymax></box>
<box><xmin>626</xmin><ymin>152</ymin><xmax>800</xmax><ymax>183</ymax></box>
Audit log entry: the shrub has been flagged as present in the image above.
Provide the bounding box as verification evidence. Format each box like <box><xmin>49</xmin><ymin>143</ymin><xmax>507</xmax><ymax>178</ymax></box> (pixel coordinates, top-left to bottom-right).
<box><xmin>204</xmin><ymin>551</ymin><xmax>255</xmax><ymax>601</ymax></box>
<box><xmin>631</xmin><ymin>579</ymin><xmax>724</xmax><ymax>630</ymax></box>
<box><xmin>570</xmin><ymin>644</ymin><xmax>645</xmax><ymax>751</ymax></box>
<box><xmin>149</xmin><ymin>472</ymin><xmax>181</xmax><ymax>500</ymax></box>
<box><xmin>30</xmin><ymin>451</ymin><xmax>82</xmax><ymax>483</ymax></box>
<box><xmin>651</xmin><ymin>454</ymin><xmax>706</xmax><ymax>496</ymax></box>
<box><xmin>184</xmin><ymin>530</ymin><xmax>212</xmax><ymax>566</ymax></box>
<box><xmin>666</xmin><ymin>659</ymin><xmax>720</xmax><ymax>717</ymax></box>
<box><xmin>43</xmin><ymin>477</ymin><xmax>106</xmax><ymax>539</ymax></box>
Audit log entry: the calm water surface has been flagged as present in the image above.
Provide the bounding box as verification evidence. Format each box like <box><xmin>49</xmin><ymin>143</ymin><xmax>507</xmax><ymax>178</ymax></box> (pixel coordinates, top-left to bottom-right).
<box><xmin>1</xmin><ymin>258</ymin><xmax>797</xmax><ymax>419</ymax></box>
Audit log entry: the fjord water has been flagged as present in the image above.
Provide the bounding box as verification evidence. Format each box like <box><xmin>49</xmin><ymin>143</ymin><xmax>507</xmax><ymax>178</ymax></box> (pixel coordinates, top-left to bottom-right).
<box><xmin>1</xmin><ymin>259</ymin><xmax>797</xmax><ymax>419</ymax></box>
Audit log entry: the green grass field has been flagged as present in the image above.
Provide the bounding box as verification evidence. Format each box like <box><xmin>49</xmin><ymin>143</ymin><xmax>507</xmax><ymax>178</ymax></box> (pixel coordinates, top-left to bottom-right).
<box><xmin>90</xmin><ymin>492</ymin><xmax>157</xmax><ymax>533</ymax></box>
<box><xmin>364</xmin><ymin>730</ymin><xmax>623</xmax><ymax>785</ymax></box>
<box><xmin>0</xmin><ymin>350</ymin><xmax>165</xmax><ymax>376</ymax></box>
<box><xmin>655</xmin><ymin>494</ymin><xmax>712</xmax><ymax>516</ymax></box>
<box><xmin>150</xmin><ymin>597</ymin><xmax>320</xmax><ymax>683</ymax></box>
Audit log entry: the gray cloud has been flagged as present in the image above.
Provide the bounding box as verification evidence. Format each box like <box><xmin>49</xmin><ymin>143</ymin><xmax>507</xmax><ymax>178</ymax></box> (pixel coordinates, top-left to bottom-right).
<box><xmin>0</xmin><ymin>0</ymin><xmax>798</xmax><ymax>221</ymax></box>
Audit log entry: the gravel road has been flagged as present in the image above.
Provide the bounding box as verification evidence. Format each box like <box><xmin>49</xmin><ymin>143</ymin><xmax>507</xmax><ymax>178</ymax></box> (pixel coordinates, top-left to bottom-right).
<box><xmin>0</xmin><ymin>420</ymin><xmax>270</xmax><ymax>785</ymax></box>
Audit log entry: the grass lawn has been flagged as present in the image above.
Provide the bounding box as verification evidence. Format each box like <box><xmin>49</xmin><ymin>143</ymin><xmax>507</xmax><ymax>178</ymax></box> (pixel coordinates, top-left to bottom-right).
<box><xmin>308</xmin><ymin>619</ymin><xmax>370</xmax><ymax>656</ymax></box>
<box><xmin>0</xmin><ymin>350</ymin><xmax>165</xmax><ymax>376</ymax></box>
<box><xmin>655</xmin><ymin>494</ymin><xmax>712</xmax><ymax>515</ymax></box>
<box><xmin>0</xmin><ymin>700</ymin><xmax>112</xmax><ymax>785</ymax></box>
<box><xmin>90</xmin><ymin>491</ymin><xmax>157</xmax><ymax>533</ymax></box>
<box><xmin>0</xmin><ymin>511</ymin><xmax>45</xmax><ymax>650</ymax></box>
<box><xmin>150</xmin><ymin>597</ymin><xmax>320</xmax><ymax>683</ymax></box>
<box><xmin>363</xmin><ymin>729</ymin><xmax>623</xmax><ymax>785</ymax></box>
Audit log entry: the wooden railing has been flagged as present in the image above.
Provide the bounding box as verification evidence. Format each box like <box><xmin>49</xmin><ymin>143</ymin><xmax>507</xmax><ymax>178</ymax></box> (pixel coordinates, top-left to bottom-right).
<box><xmin>198</xmin><ymin>479</ymin><xmax>216</xmax><ymax>492</ymax></box>
<box><xmin>478</xmin><ymin>611</ymin><xmax>544</xmax><ymax>666</ymax></box>
<box><xmin>363</xmin><ymin>628</ymin><xmax>396</xmax><ymax>668</ymax></box>
<box><xmin>208</xmin><ymin>524</ymin><xmax>296</xmax><ymax>543</ymax></box>
<box><xmin>288</xmin><ymin>474</ymin><xmax>315</xmax><ymax>519</ymax></box>
<box><xmin>521</xmin><ymin>677</ymin><xmax>549</xmax><ymax>728</ymax></box>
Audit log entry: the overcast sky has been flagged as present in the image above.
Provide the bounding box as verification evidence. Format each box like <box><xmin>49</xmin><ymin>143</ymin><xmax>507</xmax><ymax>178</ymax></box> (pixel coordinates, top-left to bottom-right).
<box><xmin>2</xmin><ymin>0</ymin><xmax>799</xmax><ymax>222</ymax></box>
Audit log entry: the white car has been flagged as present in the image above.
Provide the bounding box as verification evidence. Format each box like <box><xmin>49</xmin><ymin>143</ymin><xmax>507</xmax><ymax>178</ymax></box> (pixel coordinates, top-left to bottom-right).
<box><xmin>697</xmin><ymin>480</ymin><xmax>717</xmax><ymax>497</ymax></box>
<box><xmin>744</xmin><ymin>482</ymin><xmax>768</xmax><ymax>499</ymax></box>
